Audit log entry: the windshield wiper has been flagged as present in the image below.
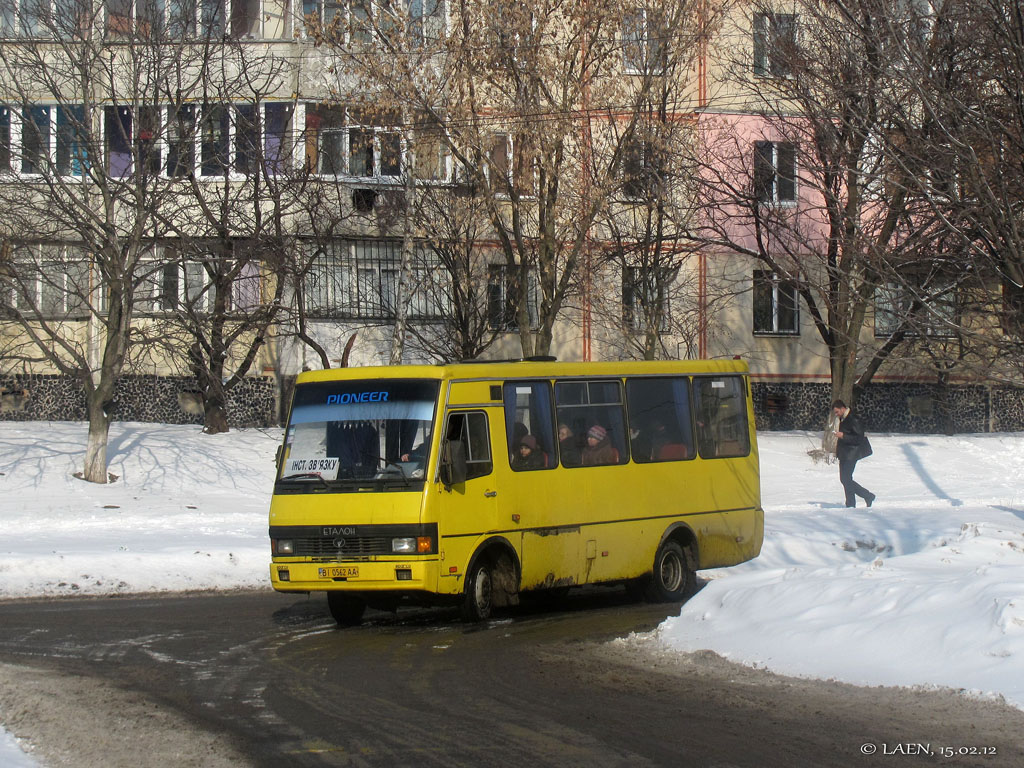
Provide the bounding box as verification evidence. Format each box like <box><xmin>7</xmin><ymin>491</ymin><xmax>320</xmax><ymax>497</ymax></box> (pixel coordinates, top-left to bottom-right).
<box><xmin>278</xmin><ymin>472</ymin><xmax>331</xmax><ymax>489</ymax></box>
<box><xmin>363</xmin><ymin>453</ymin><xmax>413</xmax><ymax>487</ymax></box>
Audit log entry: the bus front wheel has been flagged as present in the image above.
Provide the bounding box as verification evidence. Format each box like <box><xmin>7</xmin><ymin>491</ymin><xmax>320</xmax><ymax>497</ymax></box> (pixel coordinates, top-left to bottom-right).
<box><xmin>327</xmin><ymin>592</ymin><xmax>366</xmax><ymax>626</ymax></box>
<box><xmin>644</xmin><ymin>540</ymin><xmax>696</xmax><ymax>603</ymax></box>
<box><xmin>462</xmin><ymin>558</ymin><xmax>494</xmax><ymax>622</ymax></box>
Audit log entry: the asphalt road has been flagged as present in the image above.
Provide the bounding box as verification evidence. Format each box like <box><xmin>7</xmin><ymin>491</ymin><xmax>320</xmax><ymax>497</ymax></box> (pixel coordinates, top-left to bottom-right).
<box><xmin>0</xmin><ymin>589</ymin><xmax>1022</xmax><ymax>768</ymax></box>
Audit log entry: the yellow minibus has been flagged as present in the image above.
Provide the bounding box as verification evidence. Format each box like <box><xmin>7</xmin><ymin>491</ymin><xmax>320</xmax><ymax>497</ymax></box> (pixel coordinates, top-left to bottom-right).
<box><xmin>268</xmin><ymin>359</ymin><xmax>763</xmax><ymax>624</ymax></box>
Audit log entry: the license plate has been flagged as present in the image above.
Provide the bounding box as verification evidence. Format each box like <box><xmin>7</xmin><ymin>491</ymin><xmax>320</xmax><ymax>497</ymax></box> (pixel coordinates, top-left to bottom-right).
<box><xmin>318</xmin><ymin>566</ymin><xmax>359</xmax><ymax>579</ymax></box>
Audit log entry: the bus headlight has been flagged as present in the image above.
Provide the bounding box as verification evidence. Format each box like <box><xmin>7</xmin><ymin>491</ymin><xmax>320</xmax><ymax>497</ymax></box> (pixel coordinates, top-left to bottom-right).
<box><xmin>274</xmin><ymin>539</ymin><xmax>294</xmax><ymax>555</ymax></box>
<box><xmin>392</xmin><ymin>537</ymin><xmax>417</xmax><ymax>554</ymax></box>
<box><xmin>392</xmin><ymin>537</ymin><xmax>433</xmax><ymax>554</ymax></box>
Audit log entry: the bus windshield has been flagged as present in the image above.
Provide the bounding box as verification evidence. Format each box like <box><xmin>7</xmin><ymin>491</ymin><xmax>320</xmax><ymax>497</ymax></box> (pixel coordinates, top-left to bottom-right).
<box><xmin>278</xmin><ymin>379</ymin><xmax>440</xmax><ymax>489</ymax></box>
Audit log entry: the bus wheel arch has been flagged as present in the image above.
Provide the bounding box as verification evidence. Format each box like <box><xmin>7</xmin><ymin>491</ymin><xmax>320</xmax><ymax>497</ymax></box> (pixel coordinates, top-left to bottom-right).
<box><xmin>462</xmin><ymin>538</ymin><xmax>521</xmax><ymax>622</ymax></box>
<box><xmin>644</xmin><ymin>525</ymin><xmax>699</xmax><ymax>603</ymax></box>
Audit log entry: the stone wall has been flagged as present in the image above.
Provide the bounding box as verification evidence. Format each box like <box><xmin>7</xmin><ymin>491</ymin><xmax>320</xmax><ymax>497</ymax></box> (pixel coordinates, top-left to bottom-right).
<box><xmin>752</xmin><ymin>381</ymin><xmax>1024</xmax><ymax>434</ymax></box>
<box><xmin>0</xmin><ymin>374</ymin><xmax>277</xmax><ymax>428</ymax></box>
<box><xmin>2</xmin><ymin>372</ymin><xmax>1022</xmax><ymax>434</ymax></box>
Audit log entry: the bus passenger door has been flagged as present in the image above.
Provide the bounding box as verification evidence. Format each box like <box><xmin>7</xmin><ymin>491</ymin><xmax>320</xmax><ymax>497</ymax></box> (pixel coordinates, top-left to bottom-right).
<box><xmin>438</xmin><ymin>410</ymin><xmax>506</xmax><ymax>585</ymax></box>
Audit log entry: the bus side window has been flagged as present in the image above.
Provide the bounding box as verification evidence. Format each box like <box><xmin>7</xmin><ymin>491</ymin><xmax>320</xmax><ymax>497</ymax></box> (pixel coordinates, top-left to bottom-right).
<box><xmin>625</xmin><ymin>376</ymin><xmax>694</xmax><ymax>463</ymax></box>
<box><xmin>502</xmin><ymin>381</ymin><xmax>556</xmax><ymax>471</ymax></box>
<box><xmin>554</xmin><ymin>379</ymin><xmax>628</xmax><ymax>467</ymax></box>
<box><xmin>446</xmin><ymin>411</ymin><xmax>493</xmax><ymax>480</ymax></box>
<box><xmin>693</xmin><ymin>377</ymin><xmax>750</xmax><ymax>459</ymax></box>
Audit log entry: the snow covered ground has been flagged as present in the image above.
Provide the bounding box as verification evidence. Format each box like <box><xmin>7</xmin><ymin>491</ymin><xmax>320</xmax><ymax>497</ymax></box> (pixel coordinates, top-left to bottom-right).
<box><xmin>1</xmin><ymin>421</ymin><xmax>1023</xmax><ymax>765</ymax></box>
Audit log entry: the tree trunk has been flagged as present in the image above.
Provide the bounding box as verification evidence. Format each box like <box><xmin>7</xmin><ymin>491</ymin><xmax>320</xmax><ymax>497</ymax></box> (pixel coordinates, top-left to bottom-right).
<box><xmin>203</xmin><ymin>395</ymin><xmax>230</xmax><ymax>435</ymax></box>
<box><xmin>82</xmin><ymin>396</ymin><xmax>112</xmax><ymax>484</ymax></box>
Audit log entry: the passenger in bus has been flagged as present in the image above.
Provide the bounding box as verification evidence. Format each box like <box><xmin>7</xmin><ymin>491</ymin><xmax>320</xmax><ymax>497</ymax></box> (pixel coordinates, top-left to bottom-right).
<box><xmin>581</xmin><ymin>424</ymin><xmax>618</xmax><ymax>466</ymax></box>
<box><xmin>558</xmin><ymin>423</ymin><xmax>582</xmax><ymax>467</ymax></box>
<box><xmin>327</xmin><ymin>421</ymin><xmax>379</xmax><ymax>475</ymax></box>
<box><xmin>632</xmin><ymin>418</ymin><xmax>671</xmax><ymax>461</ymax></box>
<box><xmin>512</xmin><ymin>435</ymin><xmax>547</xmax><ymax>470</ymax></box>
<box><xmin>400</xmin><ymin>444</ymin><xmax>426</xmax><ymax>464</ymax></box>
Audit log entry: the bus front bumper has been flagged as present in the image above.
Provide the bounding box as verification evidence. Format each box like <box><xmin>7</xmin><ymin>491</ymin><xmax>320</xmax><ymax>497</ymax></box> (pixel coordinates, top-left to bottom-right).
<box><xmin>270</xmin><ymin>559</ymin><xmax>439</xmax><ymax>593</ymax></box>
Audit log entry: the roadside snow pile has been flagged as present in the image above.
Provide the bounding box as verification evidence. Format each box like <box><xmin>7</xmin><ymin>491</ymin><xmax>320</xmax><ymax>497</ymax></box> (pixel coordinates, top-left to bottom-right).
<box><xmin>653</xmin><ymin>432</ymin><xmax>1024</xmax><ymax>709</ymax></box>
<box><xmin>0</xmin><ymin>422</ymin><xmax>280</xmax><ymax>597</ymax></box>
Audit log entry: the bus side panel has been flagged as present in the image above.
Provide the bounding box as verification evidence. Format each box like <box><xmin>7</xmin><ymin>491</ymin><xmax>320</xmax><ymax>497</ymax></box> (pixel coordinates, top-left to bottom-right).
<box><xmin>569</xmin><ymin>450</ymin><xmax>762</xmax><ymax>584</ymax></box>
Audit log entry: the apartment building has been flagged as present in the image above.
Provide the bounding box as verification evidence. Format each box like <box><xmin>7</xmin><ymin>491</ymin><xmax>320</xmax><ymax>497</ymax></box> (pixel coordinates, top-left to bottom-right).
<box><xmin>0</xmin><ymin>0</ymin><xmax>1021</xmax><ymax>432</ymax></box>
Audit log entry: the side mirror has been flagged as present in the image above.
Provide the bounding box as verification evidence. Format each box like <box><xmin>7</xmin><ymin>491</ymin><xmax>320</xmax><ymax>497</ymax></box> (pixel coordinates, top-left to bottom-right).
<box><xmin>439</xmin><ymin>439</ymin><xmax>468</xmax><ymax>490</ymax></box>
<box><xmin>275</xmin><ymin>444</ymin><xmax>284</xmax><ymax>469</ymax></box>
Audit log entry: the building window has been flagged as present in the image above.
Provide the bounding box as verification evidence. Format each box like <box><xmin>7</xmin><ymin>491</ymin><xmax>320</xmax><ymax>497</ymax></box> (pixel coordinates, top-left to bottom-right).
<box><xmin>305</xmin><ymin>106</ymin><xmax>402</xmax><ymax>179</ymax></box>
<box><xmin>10</xmin><ymin>106</ymin><xmax>87</xmax><ymax>177</ymax></box>
<box><xmin>487</xmin><ymin>263</ymin><xmax>538</xmax><ymax>331</ymax></box>
<box><xmin>166</xmin><ymin>104</ymin><xmax>196</xmax><ymax>177</ymax></box>
<box><xmin>263</xmin><ymin>103</ymin><xmax>293</xmax><ymax>174</ymax></box>
<box><xmin>8</xmin><ymin>244</ymin><xmax>92</xmax><ymax>319</ymax></box>
<box><xmin>0</xmin><ymin>105</ymin><xmax>10</xmax><ymax>172</ymax></box>
<box><xmin>231</xmin><ymin>0</ymin><xmax>289</xmax><ymax>38</ymax></box>
<box><xmin>753</xmin><ymin>270</ymin><xmax>798</xmax><ymax>335</ymax></box>
<box><xmin>623</xmin><ymin>8</ymin><xmax>665</xmax><ymax>74</ymax></box>
<box><xmin>753</xmin><ymin>12</ymin><xmax>796</xmax><ymax>78</ymax></box>
<box><xmin>102</xmin><ymin>0</ymin><xmax>250</xmax><ymax>38</ymax></box>
<box><xmin>137</xmin><ymin>247</ymin><xmax>260</xmax><ymax>315</ymax></box>
<box><xmin>303</xmin><ymin>0</ymin><xmax>411</xmax><ymax>43</ymax></box>
<box><xmin>623</xmin><ymin>265</ymin><xmax>671</xmax><ymax>331</ymax></box>
<box><xmin>407</xmin><ymin>0</ymin><xmax>442</xmax><ymax>44</ymax></box>
<box><xmin>303</xmin><ymin>239</ymin><xmax>444</xmax><ymax>320</ymax></box>
<box><xmin>412</xmin><ymin>122</ymin><xmax>450</xmax><ymax>181</ymax></box>
<box><xmin>200</xmin><ymin>105</ymin><xmax>230</xmax><ymax>177</ymax></box>
<box><xmin>875</xmin><ymin>280</ymin><xmax>957</xmax><ymax>338</ymax></box>
<box><xmin>105</xmin><ymin>105</ymin><xmax>133</xmax><ymax>177</ymax></box>
<box><xmin>20</xmin><ymin>106</ymin><xmax>48</xmax><ymax>174</ymax></box>
<box><xmin>621</xmin><ymin>137</ymin><xmax>663</xmax><ymax>199</ymax></box>
<box><xmin>753</xmin><ymin>140</ymin><xmax>796</xmax><ymax>204</ymax></box>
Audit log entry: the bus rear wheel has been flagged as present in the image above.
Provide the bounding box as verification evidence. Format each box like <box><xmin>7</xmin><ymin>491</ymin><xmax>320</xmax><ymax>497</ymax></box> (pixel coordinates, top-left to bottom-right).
<box><xmin>461</xmin><ymin>558</ymin><xmax>494</xmax><ymax>622</ymax></box>
<box><xmin>327</xmin><ymin>592</ymin><xmax>366</xmax><ymax>626</ymax></box>
<box><xmin>644</xmin><ymin>540</ymin><xmax>696</xmax><ymax>603</ymax></box>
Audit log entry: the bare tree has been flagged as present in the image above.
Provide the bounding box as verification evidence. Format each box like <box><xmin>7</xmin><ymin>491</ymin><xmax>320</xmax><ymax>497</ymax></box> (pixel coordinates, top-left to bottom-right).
<box><xmin>0</xmin><ymin>0</ymin><xmax>212</xmax><ymax>480</ymax></box>
<box><xmin>690</xmin><ymin>0</ymin><xmax>953</xmax><ymax>405</ymax></box>
<box><xmin>307</xmin><ymin>0</ymin><xmax>723</xmax><ymax>359</ymax></box>
<box><xmin>134</xmin><ymin>44</ymin><xmax>309</xmax><ymax>433</ymax></box>
<box><xmin>884</xmin><ymin>0</ymin><xmax>1024</xmax><ymax>382</ymax></box>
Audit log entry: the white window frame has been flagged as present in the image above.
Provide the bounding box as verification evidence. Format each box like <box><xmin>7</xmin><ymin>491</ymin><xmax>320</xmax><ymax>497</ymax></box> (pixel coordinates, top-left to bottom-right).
<box><xmin>487</xmin><ymin>263</ymin><xmax>539</xmax><ymax>331</ymax></box>
<box><xmin>8</xmin><ymin>105</ymin><xmax>88</xmax><ymax>178</ymax></box>
<box><xmin>753</xmin><ymin>11</ymin><xmax>797</xmax><ymax>78</ymax></box>
<box><xmin>875</xmin><ymin>280</ymin><xmax>958</xmax><ymax>339</ymax></box>
<box><xmin>98</xmin><ymin>0</ymin><xmax>291</xmax><ymax>40</ymax></box>
<box><xmin>3</xmin><ymin>0</ymin><xmax>88</xmax><ymax>38</ymax></box>
<box><xmin>753</xmin><ymin>140</ymin><xmax>797</xmax><ymax>204</ymax></box>
<box><xmin>8</xmin><ymin>244</ymin><xmax>92</xmax><ymax>318</ymax></box>
<box><xmin>623</xmin><ymin>265</ymin><xmax>672</xmax><ymax>332</ymax></box>
<box><xmin>306</xmin><ymin>104</ymin><xmax>403</xmax><ymax>180</ymax></box>
<box><xmin>752</xmin><ymin>270</ymin><xmax>799</xmax><ymax>335</ymax></box>
<box><xmin>622</xmin><ymin>7</ymin><xmax>664</xmax><ymax>75</ymax></box>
